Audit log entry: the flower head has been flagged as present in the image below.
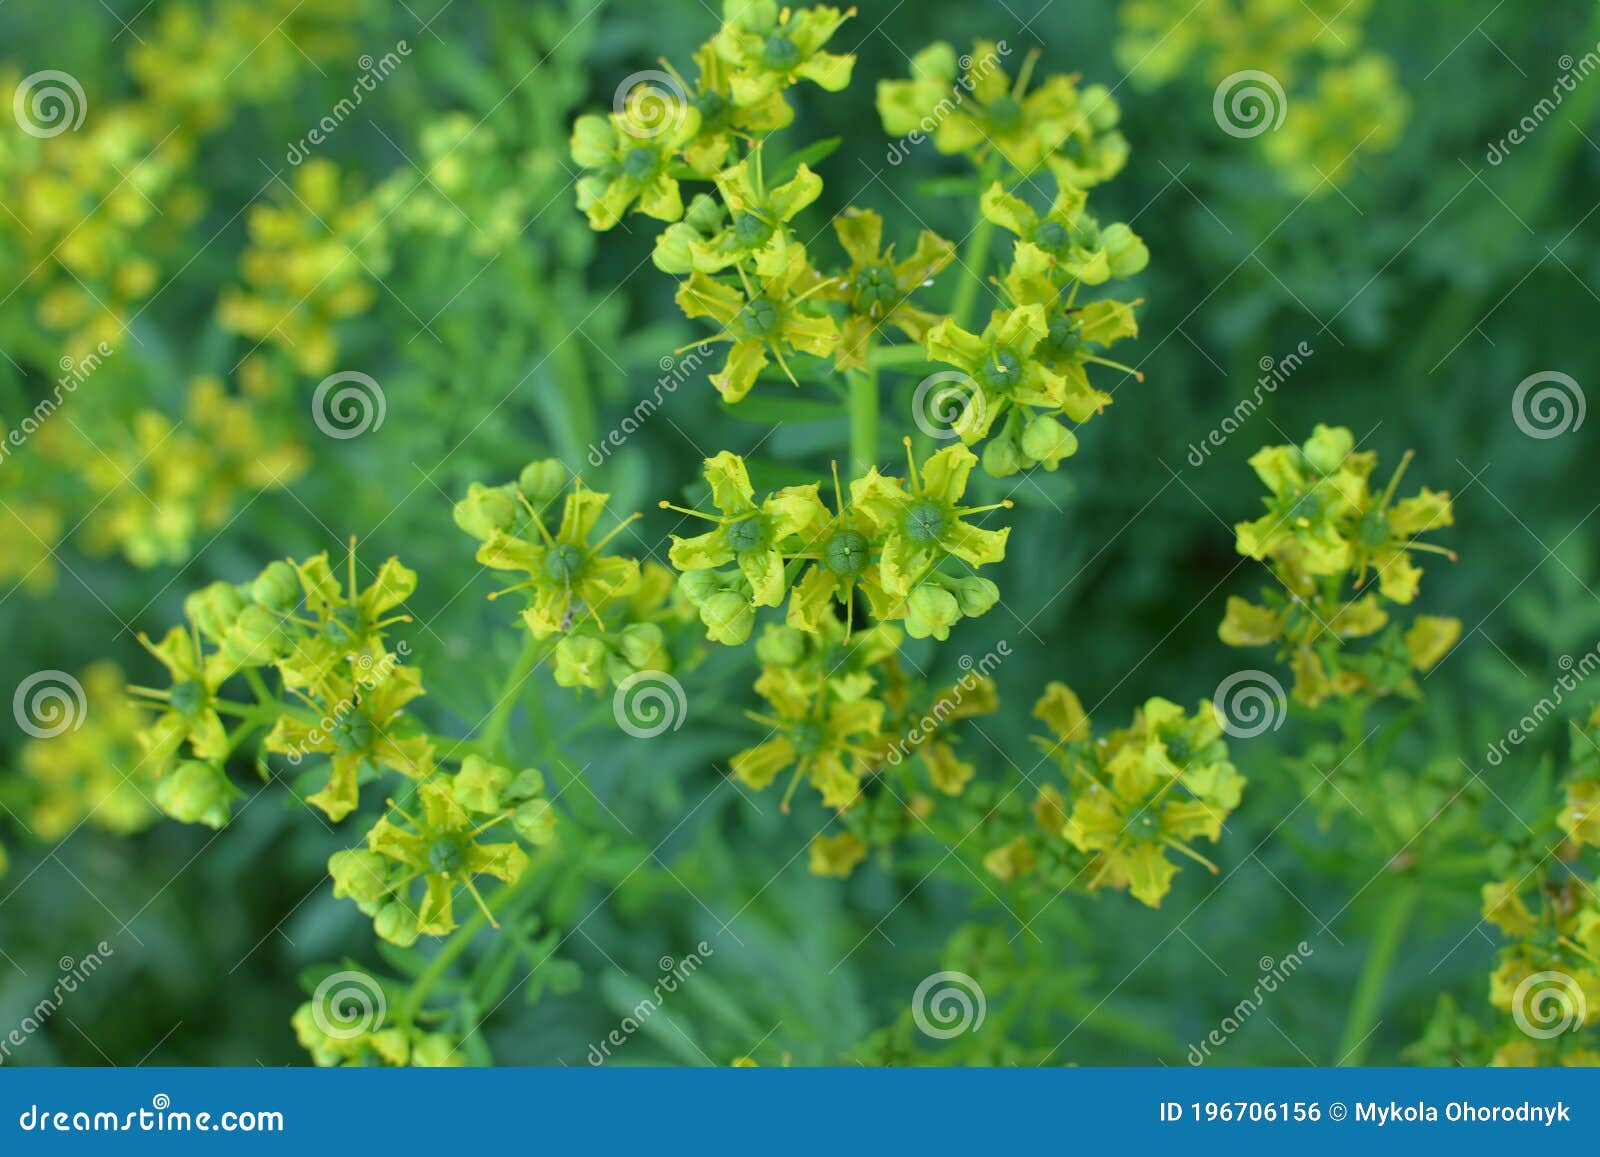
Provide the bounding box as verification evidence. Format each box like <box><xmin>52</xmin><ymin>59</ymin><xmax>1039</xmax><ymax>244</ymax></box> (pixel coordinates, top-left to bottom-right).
<box><xmin>675</xmin><ymin>240</ymin><xmax>840</xmax><ymax>400</ymax></box>
<box><xmin>571</xmin><ymin>98</ymin><xmax>702</xmax><ymax>230</ymax></box>
<box><xmin>714</xmin><ymin>1</ymin><xmax>856</xmax><ymax>104</ymax></box>
<box><xmin>821</xmin><ymin>208</ymin><xmax>955</xmax><ymax>370</ymax></box>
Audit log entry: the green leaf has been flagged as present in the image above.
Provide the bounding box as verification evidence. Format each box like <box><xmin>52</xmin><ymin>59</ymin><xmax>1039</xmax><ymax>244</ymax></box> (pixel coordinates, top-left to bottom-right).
<box><xmin>766</xmin><ymin>137</ymin><xmax>841</xmax><ymax>185</ymax></box>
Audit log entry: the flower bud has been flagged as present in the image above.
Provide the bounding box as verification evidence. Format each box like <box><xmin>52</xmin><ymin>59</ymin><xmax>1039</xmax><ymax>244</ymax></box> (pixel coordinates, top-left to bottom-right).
<box><xmin>451</xmin><ymin>754</ymin><xmax>512</xmax><ymax>814</ymax></box>
<box><xmin>186</xmin><ymin>581</ymin><xmax>248</xmax><ymax>641</ymax></box>
<box><xmin>512</xmin><ymin>798</ymin><xmax>558</xmax><ymax>845</ymax></box>
<box><xmin>1101</xmin><ymin>224</ymin><xmax>1148</xmax><ymax>279</ymax></box>
<box><xmin>553</xmin><ymin>634</ymin><xmax>608</xmax><ymax>689</ymax></box>
<box><xmin>251</xmin><ymin>560</ymin><xmax>301</xmax><ymax>611</ymax></box>
<box><xmin>676</xmin><ymin>568</ymin><xmax>724</xmax><ymax>604</ymax></box>
<box><xmin>329</xmin><ymin>848</ymin><xmax>394</xmax><ymax>905</ymax></box>
<box><xmin>982</xmin><ymin>431</ymin><xmax>1024</xmax><ymax>477</ymax></box>
<box><xmin>155</xmin><ymin>760</ymin><xmax>235</xmax><ymax>829</ymax></box>
<box><xmin>222</xmin><ymin>605</ymin><xmax>289</xmax><ymax>667</ymax></box>
<box><xmin>906</xmin><ymin>584</ymin><xmax>961</xmax><ymax>641</ymax></box>
<box><xmin>699</xmin><ymin>590</ymin><xmax>755</xmax><ymax>646</ymax></box>
<box><xmin>615</xmin><ymin>623</ymin><xmax>668</xmax><ymax>673</ymax></box>
<box><xmin>452</xmin><ymin>483</ymin><xmax>519</xmax><ymax>540</ymax></box>
<box><xmin>1021</xmin><ymin>414</ymin><xmax>1079</xmax><ymax>471</ymax></box>
<box><xmin>503</xmin><ymin>767</ymin><xmax>545</xmax><ymax>804</ymax></box>
<box><xmin>947</xmin><ymin>576</ymin><xmax>999</xmax><ymax>618</ymax></box>
<box><xmin>518</xmin><ymin>459</ymin><xmax>568</xmax><ymax>508</ymax></box>
<box><xmin>755</xmin><ymin>624</ymin><xmax>807</xmax><ymax>667</ymax></box>
<box><xmin>373</xmin><ymin>899</ymin><xmax>421</xmax><ymax>947</ymax></box>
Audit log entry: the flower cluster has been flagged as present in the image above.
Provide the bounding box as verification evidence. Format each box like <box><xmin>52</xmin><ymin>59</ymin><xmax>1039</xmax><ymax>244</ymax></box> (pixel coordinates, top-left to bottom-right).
<box><xmin>218</xmin><ymin>159</ymin><xmax>389</xmax><ymax>376</ymax></box>
<box><xmin>876</xmin><ymin>41</ymin><xmax>1129</xmax><ymax>181</ymax></box>
<box><xmin>1116</xmin><ymin>0</ymin><xmax>1407</xmax><ymax>193</ymax></box>
<box><xmin>456</xmin><ymin>459</ymin><xmax>688</xmax><ymax>691</ymax></box>
<box><xmin>728</xmin><ymin>616</ymin><xmax>1000</xmax><ymax>822</ymax></box>
<box><xmin>984</xmin><ymin>683</ymin><xmax>1245</xmax><ymax>908</ymax></box>
<box><xmin>570</xmin><ymin>2</ymin><xmax>1149</xmax><ymax>478</ymax></box>
<box><xmin>1220</xmin><ymin>425</ymin><xmax>1461</xmax><ymax>706</ymax></box>
<box><xmin>664</xmin><ymin>445</ymin><xmax>1010</xmax><ymax>647</ymax></box>
<box><xmin>18</xmin><ymin>663</ymin><xmax>160</xmax><ymax>840</ymax></box>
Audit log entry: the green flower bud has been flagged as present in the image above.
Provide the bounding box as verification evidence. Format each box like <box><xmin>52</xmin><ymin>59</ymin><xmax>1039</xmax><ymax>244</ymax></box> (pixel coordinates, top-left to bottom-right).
<box><xmin>1100</xmin><ymin>224</ymin><xmax>1148</xmax><ymax>279</ymax></box>
<box><xmin>615</xmin><ymin>623</ymin><xmax>668</xmax><ymax>673</ymax></box>
<box><xmin>755</xmin><ymin>624</ymin><xmax>808</xmax><ymax>667</ymax></box>
<box><xmin>512</xmin><ymin>798</ymin><xmax>558</xmax><ymax>845</ymax></box>
<box><xmin>905</xmin><ymin>584</ymin><xmax>961</xmax><ymax>641</ymax></box>
<box><xmin>251</xmin><ymin>561</ymin><xmax>301</xmax><ymax>611</ymax></box>
<box><xmin>155</xmin><ymin>761</ymin><xmax>235</xmax><ymax>829</ymax></box>
<box><xmin>186</xmin><ymin>581</ymin><xmax>248</xmax><ymax>641</ymax></box>
<box><xmin>373</xmin><ymin>899</ymin><xmax>421</xmax><ymax>947</ymax></box>
<box><xmin>329</xmin><ymin>848</ymin><xmax>394</xmax><ymax>904</ymax></box>
<box><xmin>452</xmin><ymin>482</ymin><xmax>519</xmax><ymax>540</ymax></box>
<box><xmin>222</xmin><ymin>605</ymin><xmax>289</xmax><ymax>667</ymax></box>
<box><xmin>700</xmin><ymin>590</ymin><xmax>755</xmax><ymax>646</ymax></box>
<box><xmin>1021</xmin><ymin>415</ymin><xmax>1079</xmax><ymax>470</ymax></box>
<box><xmin>652</xmin><ymin>222</ymin><xmax>699</xmax><ymax>275</ymax></box>
<box><xmin>684</xmin><ymin>192</ymin><xmax>725</xmax><ymax>236</ymax></box>
<box><xmin>519</xmin><ymin>460</ymin><xmax>568</xmax><ymax>508</ymax></box>
<box><xmin>452</xmin><ymin>754</ymin><xmax>513</xmax><ymax>814</ymax></box>
<box><xmin>982</xmin><ymin>431</ymin><xmax>1024</xmax><ymax>477</ymax></box>
<box><xmin>554</xmin><ymin>634</ymin><xmax>609</xmax><ymax>689</ymax></box>
<box><xmin>503</xmin><ymin>767</ymin><xmax>545</xmax><ymax>804</ymax></box>
<box><xmin>948</xmin><ymin>576</ymin><xmax>1000</xmax><ymax>617</ymax></box>
<box><xmin>677</xmin><ymin>568</ymin><xmax>725</xmax><ymax>604</ymax></box>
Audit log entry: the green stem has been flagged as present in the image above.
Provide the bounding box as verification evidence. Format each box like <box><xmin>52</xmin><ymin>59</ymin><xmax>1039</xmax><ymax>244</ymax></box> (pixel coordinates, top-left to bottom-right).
<box><xmin>397</xmin><ymin>847</ymin><xmax>556</xmax><ymax>1025</ymax></box>
<box><xmin>1337</xmin><ymin>882</ymin><xmax>1419</xmax><ymax>1065</ymax></box>
<box><xmin>950</xmin><ymin>156</ymin><xmax>1003</xmax><ymax>329</ymax></box>
<box><xmin>847</xmin><ymin>364</ymin><xmax>879</xmax><ymax>477</ymax></box>
<box><xmin>477</xmin><ymin>630</ymin><xmax>545</xmax><ymax>761</ymax></box>
<box><xmin>867</xmin><ymin>344</ymin><xmax>931</xmax><ymax>369</ymax></box>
